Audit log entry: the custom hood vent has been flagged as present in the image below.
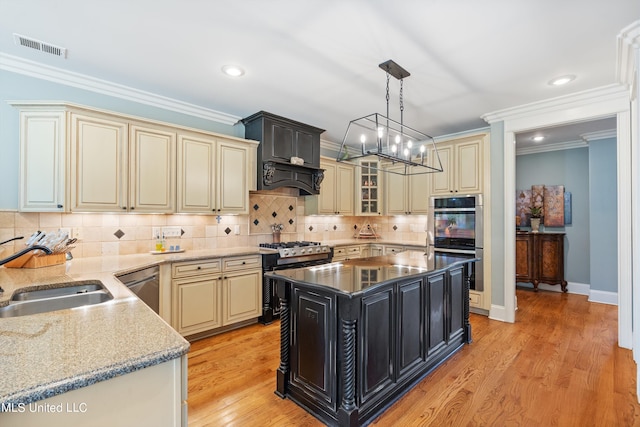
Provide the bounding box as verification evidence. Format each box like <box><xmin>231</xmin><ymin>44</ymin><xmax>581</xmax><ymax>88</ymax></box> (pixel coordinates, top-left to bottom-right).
<box><xmin>242</xmin><ymin>111</ymin><xmax>324</xmax><ymax>196</ymax></box>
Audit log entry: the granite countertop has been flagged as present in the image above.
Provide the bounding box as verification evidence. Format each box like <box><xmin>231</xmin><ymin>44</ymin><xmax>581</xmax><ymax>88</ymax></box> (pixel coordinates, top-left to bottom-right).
<box><xmin>0</xmin><ymin>246</ymin><xmax>263</xmax><ymax>406</ymax></box>
<box><xmin>267</xmin><ymin>250</ymin><xmax>475</xmax><ymax>294</ymax></box>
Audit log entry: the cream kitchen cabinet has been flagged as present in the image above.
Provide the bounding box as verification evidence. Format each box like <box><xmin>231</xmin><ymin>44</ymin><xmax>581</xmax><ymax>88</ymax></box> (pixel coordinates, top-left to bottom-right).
<box><xmin>172</xmin><ymin>255</ymin><xmax>262</xmax><ymax>338</ymax></box>
<box><xmin>332</xmin><ymin>245</ymin><xmax>362</xmax><ymax>261</ymax></box>
<box><xmin>177</xmin><ymin>133</ymin><xmax>250</xmax><ymax>214</ymax></box>
<box><xmin>357</xmin><ymin>160</ymin><xmax>382</xmax><ymax>215</ymax></box>
<box><xmin>16</xmin><ymin>107</ymin><xmax>68</xmax><ymax>211</ymax></box>
<box><xmin>71</xmin><ymin>115</ymin><xmax>176</xmax><ymax>213</ymax></box>
<box><xmin>13</xmin><ymin>102</ymin><xmax>259</xmax><ymax>214</ymax></box>
<box><xmin>430</xmin><ymin>133</ymin><xmax>486</xmax><ymax>196</ymax></box>
<box><xmin>305</xmin><ymin>158</ymin><xmax>355</xmax><ymax>215</ymax></box>
<box><xmin>384</xmin><ymin>165</ymin><xmax>430</xmax><ymax>215</ymax></box>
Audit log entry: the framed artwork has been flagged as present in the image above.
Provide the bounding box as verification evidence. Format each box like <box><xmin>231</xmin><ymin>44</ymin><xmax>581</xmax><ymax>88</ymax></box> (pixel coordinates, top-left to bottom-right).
<box><xmin>516</xmin><ymin>190</ymin><xmax>531</xmax><ymax>226</ymax></box>
<box><xmin>543</xmin><ymin>185</ymin><xmax>565</xmax><ymax>226</ymax></box>
<box><xmin>564</xmin><ymin>192</ymin><xmax>572</xmax><ymax>225</ymax></box>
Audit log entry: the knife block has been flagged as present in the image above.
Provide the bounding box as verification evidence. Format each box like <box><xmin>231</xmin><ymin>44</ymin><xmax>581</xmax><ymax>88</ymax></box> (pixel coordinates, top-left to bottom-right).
<box><xmin>3</xmin><ymin>253</ymin><xmax>66</xmax><ymax>269</ymax></box>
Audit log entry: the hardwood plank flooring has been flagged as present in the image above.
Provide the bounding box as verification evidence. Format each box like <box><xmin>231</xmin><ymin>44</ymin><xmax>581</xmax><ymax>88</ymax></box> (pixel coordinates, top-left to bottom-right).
<box><xmin>187</xmin><ymin>289</ymin><xmax>640</xmax><ymax>426</ymax></box>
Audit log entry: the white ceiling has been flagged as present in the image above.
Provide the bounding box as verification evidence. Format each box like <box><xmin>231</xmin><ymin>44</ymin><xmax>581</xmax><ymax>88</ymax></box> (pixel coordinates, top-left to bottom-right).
<box><xmin>0</xmin><ymin>1</ymin><xmax>636</xmax><ymax>146</ymax></box>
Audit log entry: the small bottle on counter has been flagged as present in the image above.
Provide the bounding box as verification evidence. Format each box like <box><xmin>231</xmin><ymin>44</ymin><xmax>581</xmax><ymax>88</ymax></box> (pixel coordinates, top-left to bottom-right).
<box><xmin>155</xmin><ymin>233</ymin><xmax>163</xmax><ymax>252</ymax></box>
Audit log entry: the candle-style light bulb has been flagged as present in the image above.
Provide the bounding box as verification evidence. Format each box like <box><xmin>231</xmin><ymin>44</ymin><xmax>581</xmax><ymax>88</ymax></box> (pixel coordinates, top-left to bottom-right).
<box><xmin>403</xmin><ymin>148</ymin><xmax>409</xmax><ymax>158</ymax></box>
<box><xmin>420</xmin><ymin>144</ymin><xmax>426</xmax><ymax>164</ymax></box>
<box><xmin>377</xmin><ymin>127</ymin><xmax>384</xmax><ymax>139</ymax></box>
<box><xmin>391</xmin><ymin>144</ymin><xmax>397</xmax><ymax>154</ymax></box>
<box><xmin>407</xmin><ymin>140</ymin><xmax>413</xmax><ymax>148</ymax></box>
<box><xmin>360</xmin><ymin>134</ymin><xmax>366</xmax><ymax>154</ymax></box>
<box><xmin>395</xmin><ymin>135</ymin><xmax>401</xmax><ymax>144</ymax></box>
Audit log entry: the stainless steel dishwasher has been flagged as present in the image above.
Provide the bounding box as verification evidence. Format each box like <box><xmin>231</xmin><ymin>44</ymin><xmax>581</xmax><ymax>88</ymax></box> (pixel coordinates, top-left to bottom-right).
<box><xmin>117</xmin><ymin>266</ymin><xmax>160</xmax><ymax>314</ymax></box>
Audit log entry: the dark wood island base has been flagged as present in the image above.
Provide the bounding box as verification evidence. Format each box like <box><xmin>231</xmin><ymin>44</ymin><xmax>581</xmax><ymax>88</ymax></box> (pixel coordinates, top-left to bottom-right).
<box><xmin>269</xmin><ymin>251</ymin><xmax>474</xmax><ymax>427</ymax></box>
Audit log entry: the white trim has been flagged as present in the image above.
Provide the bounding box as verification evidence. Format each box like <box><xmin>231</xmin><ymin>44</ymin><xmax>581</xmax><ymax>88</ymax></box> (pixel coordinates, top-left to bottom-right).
<box><xmin>0</xmin><ymin>53</ymin><xmax>241</xmax><ymax>126</ymax></box>
<box><xmin>616</xmin><ymin>21</ymin><xmax>640</xmax><ymax>89</ymax></box>
<box><xmin>483</xmin><ymin>84</ymin><xmax>631</xmax><ymax>337</ymax></box>
<box><xmin>488</xmin><ymin>304</ymin><xmax>508</xmax><ymax>323</ymax></box>
<box><xmin>581</xmin><ymin>129</ymin><xmax>617</xmax><ymax>141</ymax></box>
<box><xmin>516</xmin><ymin>139</ymin><xmax>587</xmax><ymax>156</ymax></box>
<box><xmin>589</xmin><ymin>290</ymin><xmax>619</xmax><ymax>306</ymax></box>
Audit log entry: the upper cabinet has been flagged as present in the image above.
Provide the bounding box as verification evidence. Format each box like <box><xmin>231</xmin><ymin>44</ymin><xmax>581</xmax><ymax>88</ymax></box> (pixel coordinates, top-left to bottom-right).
<box><xmin>305</xmin><ymin>157</ymin><xmax>354</xmax><ymax>215</ymax></box>
<box><xmin>384</xmin><ymin>165</ymin><xmax>430</xmax><ymax>215</ymax></box>
<box><xmin>71</xmin><ymin>114</ymin><xmax>176</xmax><ymax>213</ymax></box>
<box><xmin>12</xmin><ymin>102</ymin><xmax>257</xmax><ymax>213</ymax></box>
<box><xmin>177</xmin><ymin>134</ymin><xmax>250</xmax><ymax>214</ymax></box>
<box><xmin>17</xmin><ymin>107</ymin><xmax>68</xmax><ymax>212</ymax></box>
<box><xmin>430</xmin><ymin>133</ymin><xmax>486</xmax><ymax>196</ymax></box>
<box><xmin>357</xmin><ymin>160</ymin><xmax>382</xmax><ymax>215</ymax></box>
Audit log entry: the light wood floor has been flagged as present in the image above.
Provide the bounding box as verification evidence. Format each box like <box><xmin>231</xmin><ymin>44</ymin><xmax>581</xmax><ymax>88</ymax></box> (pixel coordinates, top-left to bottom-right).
<box><xmin>187</xmin><ymin>288</ymin><xmax>640</xmax><ymax>426</ymax></box>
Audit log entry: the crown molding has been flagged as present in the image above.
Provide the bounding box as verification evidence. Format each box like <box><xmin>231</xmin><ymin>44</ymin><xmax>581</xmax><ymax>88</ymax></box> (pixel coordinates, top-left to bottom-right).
<box><xmin>0</xmin><ymin>53</ymin><xmax>241</xmax><ymax>126</ymax></box>
<box><xmin>580</xmin><ymin>129</ymin><xmax>617</xmax><ymax>141</ymax></box>
<box><xmin>516</xmin><ymin>139</ymin><xmax>588</xmax><ymax>156</ymax></box>
<box><xmin>481</xmin><ymin>84</ymin><xmax>628</xmax><ymax>125</ymax></box>
<box><xmin>616</xmin><ymin>20</ymin><xmax>640</xmax><ymax>89</ymax></box>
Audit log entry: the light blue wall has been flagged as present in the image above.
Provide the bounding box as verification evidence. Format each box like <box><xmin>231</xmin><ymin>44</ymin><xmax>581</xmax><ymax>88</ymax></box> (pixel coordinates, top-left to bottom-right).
<box><xmin>0</xmin><ymin>69</ymin><xmax>243</xmax><ymax>209</ymax></box>
<box><xmin>516</xmin><ymin>148</ymin><xmax>591</xmax><ymax>285</ymax></box>
<box><xmin>588</xmin><ymin>138</ymin><xmax>617</xmax><ymax>292</ymax></box>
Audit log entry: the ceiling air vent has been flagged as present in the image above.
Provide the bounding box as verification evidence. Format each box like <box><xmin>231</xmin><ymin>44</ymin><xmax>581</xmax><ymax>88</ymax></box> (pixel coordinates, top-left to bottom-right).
<box><xmin>13</xmin><ymin>33</ymin><xmax>67</xmax><ymax>58</ymax></box>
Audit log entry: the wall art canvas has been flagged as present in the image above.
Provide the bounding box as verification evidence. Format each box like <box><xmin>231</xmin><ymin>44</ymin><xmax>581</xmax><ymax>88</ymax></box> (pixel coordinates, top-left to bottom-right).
<box><xmin>543</xmin><ymin>185</ymin><xmax>565</xmax><ymax>226</ymax></box>
<box><xmin>531</xmin><ymin>185</ymin><xmax>545</xmax><ymax>215</ymax></box>
<box><xmin>564</xmin><ymin>192</ymin><xmax>572</xmax><ymax>225</ymax></box>
<box><xmin>516</xmin><ymin>190</ymin><xmax>532</xmax><ymax>227</ymax></box>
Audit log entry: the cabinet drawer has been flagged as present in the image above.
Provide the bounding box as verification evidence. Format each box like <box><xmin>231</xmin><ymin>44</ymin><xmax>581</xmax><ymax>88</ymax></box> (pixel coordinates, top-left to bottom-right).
<box><xmin>469</xmin><ymin>291</ymin><xmax>482</xmax><ymax>307</ymax></box>
<box><xmin>385</xmin><ymin>245</ymin><xmax>404</xmax><ymax>255</ymax></box>
<box><xmin>334</xmin><ymin>247</ymin><xmax>347</xmax><ymax>257</ymax></box>
<box><xmin>346</xmin><ymin>246</ymin><xmax>361</xmax><ymax>256</ymax></box>
<box><xmin>172</xmin><ymin>259</ymin><xmax>221</xmax><ymax>278</ymax></box>
<box><xmin>223</xmin><ymin>255</ymin><xmax>261</xmax><ymax>272</ymax></box>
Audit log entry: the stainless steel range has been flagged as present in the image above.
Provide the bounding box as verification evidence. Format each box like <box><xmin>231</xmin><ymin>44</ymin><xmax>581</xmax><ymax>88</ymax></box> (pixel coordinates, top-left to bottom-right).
<box><xmin>259</xmin><ymin>241</ymin><xmax>333</xmax><ymax>324</ymax></box>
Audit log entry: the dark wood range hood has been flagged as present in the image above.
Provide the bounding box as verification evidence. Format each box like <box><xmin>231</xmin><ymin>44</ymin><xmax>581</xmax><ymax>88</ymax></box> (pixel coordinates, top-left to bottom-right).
<box><xmin>242</xmin><ymin>111</ymin><xmax>325</xmax><ymax>196</ymax></box>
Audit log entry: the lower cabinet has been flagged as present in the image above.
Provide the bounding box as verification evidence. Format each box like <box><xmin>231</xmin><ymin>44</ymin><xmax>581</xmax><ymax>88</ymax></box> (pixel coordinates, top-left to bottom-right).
<box><xmin>171</xmin><ymin>255</ymin><xmax>262</xmax><ymax>337</ymax></box>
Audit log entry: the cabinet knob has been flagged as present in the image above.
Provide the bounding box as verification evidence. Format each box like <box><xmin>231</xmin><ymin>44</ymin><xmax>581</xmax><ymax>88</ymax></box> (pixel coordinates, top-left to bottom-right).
<box><xmin>197</xmin><ymin>266</ymin><xmax>201</xmax><ymax>270</ymax></box>
<box><xmin>242</xmin><ymin>261</ymin><xmax>246</xmax><ymax>264</ymax></box>
<box><xmin>122</xmin><ymin>207</ymin><xmax>127</xmax><ymax>210</ymax></box>
<box><xmin>57</xmin><ymin>204</ymin><xmax>63</xmax><ymax>209</ymax></box>
<box><xmin>130</xmin><ymin>207</ymin><xmax>135</xmax><ymax>210</ymax></box>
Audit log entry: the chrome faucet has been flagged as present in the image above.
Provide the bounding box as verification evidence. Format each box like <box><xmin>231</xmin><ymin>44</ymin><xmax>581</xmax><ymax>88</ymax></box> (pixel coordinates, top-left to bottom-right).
<box><xmin>0</xmin><ymin>245</ymin><xmax>53</xmax><ymax>266</ymax></box>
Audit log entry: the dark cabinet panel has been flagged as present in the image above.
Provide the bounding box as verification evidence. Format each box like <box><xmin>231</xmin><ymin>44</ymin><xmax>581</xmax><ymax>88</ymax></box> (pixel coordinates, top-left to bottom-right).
<box><xmin>361</xmin><ymin>289</ymin><xmax>394</xmax><ymax>401</ymax></box>
<box><xmin>515</xmin><ymin>233</ymin><xmax>534</xmax><ymax>280</ymax></box>
<box><xmin>291</xmin><ymin>288</ymin><xmax>336</xmax><ymax>408</ymax></box>
<box><xmin>398</xmin><ymin>280</ymin><xmax>423</xmax><ymax>377</ymax></box>
<box><xmin>427</xmin><ymin>272</ymin><xmax>446</xmax><ymax>355</ymax></box>
<box><xmin>448</xmin><ymin>265</ymin><xmax>464</xmax><ymax>340</ymax></box>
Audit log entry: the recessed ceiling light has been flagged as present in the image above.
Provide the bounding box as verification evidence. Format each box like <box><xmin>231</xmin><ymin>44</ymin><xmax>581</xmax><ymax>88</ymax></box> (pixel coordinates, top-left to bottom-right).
<box><xmin>532</xmin><ymin>135</ymin><xmax>545</xmax><ymax>142</ymax></box>
<box><xmin>221</xmin><ymin>65</ymin><xmax>245</xmax><ymax>77</ymax></box>
<box><xmin>548</xmin><ymin>75</ymin><xmax>576</xmax><ymax>86</ymax></box>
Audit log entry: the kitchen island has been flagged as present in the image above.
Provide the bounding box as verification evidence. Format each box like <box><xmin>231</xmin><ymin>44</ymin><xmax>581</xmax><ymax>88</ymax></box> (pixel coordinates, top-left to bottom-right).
<box><xmin>268</xmin><ymin>250</ymin><xmax>474</xmax><ymax>427</ymax></box>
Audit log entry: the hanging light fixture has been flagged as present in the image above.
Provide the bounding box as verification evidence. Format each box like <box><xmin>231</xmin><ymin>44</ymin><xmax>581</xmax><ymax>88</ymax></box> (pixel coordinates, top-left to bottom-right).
<box><xmin>337</xmin><ymin>60</ymin><xmax>443</xmax><ymax>176</ymax></box>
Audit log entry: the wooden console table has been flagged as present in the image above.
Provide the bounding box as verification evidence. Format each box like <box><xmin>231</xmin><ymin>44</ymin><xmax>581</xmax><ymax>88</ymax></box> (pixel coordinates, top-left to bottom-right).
<box><xmin>516</xmin><ymin>232</ymin><xmax>567</xmax><ymax>292</ymax></box>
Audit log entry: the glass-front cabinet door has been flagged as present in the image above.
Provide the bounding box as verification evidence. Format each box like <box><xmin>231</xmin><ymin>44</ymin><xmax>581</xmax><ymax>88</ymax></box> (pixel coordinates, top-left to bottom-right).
<box><xmin>358</xmin><ymin>160</ymin><xmax>381</xmax><ymax>215</ymax></box>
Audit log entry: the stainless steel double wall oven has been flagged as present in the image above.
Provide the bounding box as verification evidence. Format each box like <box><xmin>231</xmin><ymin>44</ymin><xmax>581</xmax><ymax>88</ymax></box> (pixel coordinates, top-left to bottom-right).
<box><xmin>428</xmin><ymin>194</ymin><xmax>483</xmax><ymax>291</ymax></box>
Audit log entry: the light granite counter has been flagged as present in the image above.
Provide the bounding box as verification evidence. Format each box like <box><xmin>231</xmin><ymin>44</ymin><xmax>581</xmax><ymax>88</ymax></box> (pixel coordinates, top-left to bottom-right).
<box><xmin>0</xmin><ymin>246</ymin><xmax>263</xmax><ymax>406</ymax></box>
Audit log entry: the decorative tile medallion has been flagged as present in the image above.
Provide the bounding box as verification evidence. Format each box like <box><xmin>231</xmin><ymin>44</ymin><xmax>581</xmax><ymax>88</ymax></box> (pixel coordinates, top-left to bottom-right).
<box><xmin>224</xmin><ymin>227</ymin><xmax>232</xmax><ymax>235</ymax></box>
<box><xmin>249</xmin><ymin>194</ymin><xmax>298</xmax><ymax>235</ymax></box>
<box><xmin>114</xmin><ymin>229</ymin><xmax>125</xmax><ymax>239</ymax></box>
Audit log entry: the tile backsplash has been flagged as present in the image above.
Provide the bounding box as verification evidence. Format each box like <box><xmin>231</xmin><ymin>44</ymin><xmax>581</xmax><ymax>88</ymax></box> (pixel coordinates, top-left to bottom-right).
<box><xmin>0</xmin><ymin>198</ymin><xmax>429</xmax><ymax>259</ymax></box>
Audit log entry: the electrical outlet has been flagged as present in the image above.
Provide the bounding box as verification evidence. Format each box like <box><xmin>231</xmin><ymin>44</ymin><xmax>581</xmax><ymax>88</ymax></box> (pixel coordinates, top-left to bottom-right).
<box><xmin>152</xmin><ymin>227</ymin><xmax>161</xmax><ymax>239</ymax></box>
<box><xmin>73</xmin><ymin>228</ymin><xmax>82</xmax><ymax>240</ymax></box>
<box><xmin>234</xmin><ymin>225</ymin><xmax>240</xmax><ymax>235</ymax></box>
<box><xmin>162</xmin><ymin>226</ymin><xmax>182</xmax><ymax>238</ymax></box>
<box><xmin>59</xmin><ymin>227</ymin><xmax>71</xmax><ymax>238</ymax></box>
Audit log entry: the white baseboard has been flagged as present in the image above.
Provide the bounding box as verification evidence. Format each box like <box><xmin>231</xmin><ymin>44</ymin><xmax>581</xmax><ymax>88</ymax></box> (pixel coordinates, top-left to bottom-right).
<box><xmin>489</xmin><ymin>304</ymin><xmax>510</xmax><ymax>323</ymax></box>
<box><xmin>589</xmin><ymin>289</ymin><xmax>618</xmax><ymax>305</ymax></box>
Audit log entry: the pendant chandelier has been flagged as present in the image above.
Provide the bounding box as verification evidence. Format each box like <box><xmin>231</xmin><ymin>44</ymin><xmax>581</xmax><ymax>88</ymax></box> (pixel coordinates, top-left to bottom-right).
<box><xmin>337</xmin><ymin>60</ymin><xmax>443</xmax><ymax>176</ymax></box>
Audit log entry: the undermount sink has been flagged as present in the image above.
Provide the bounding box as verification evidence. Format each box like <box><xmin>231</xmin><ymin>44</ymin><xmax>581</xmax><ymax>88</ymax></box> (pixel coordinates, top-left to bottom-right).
<box><xmin>0</xmin><ymin>281</ymin><xmax>114</xmax><ymax>318</ymax></box>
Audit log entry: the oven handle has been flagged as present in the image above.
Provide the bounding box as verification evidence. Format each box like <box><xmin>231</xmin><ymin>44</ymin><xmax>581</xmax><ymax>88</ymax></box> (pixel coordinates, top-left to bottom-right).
<box><xmin>434</xmin><ymin>247</ymin><xmax>476</xmax><ymax>255</ymax></box>
<box><xmin>433</xmin><ymin>208</ymin><xmax>476</xmax><ymax>213</ymax></box>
